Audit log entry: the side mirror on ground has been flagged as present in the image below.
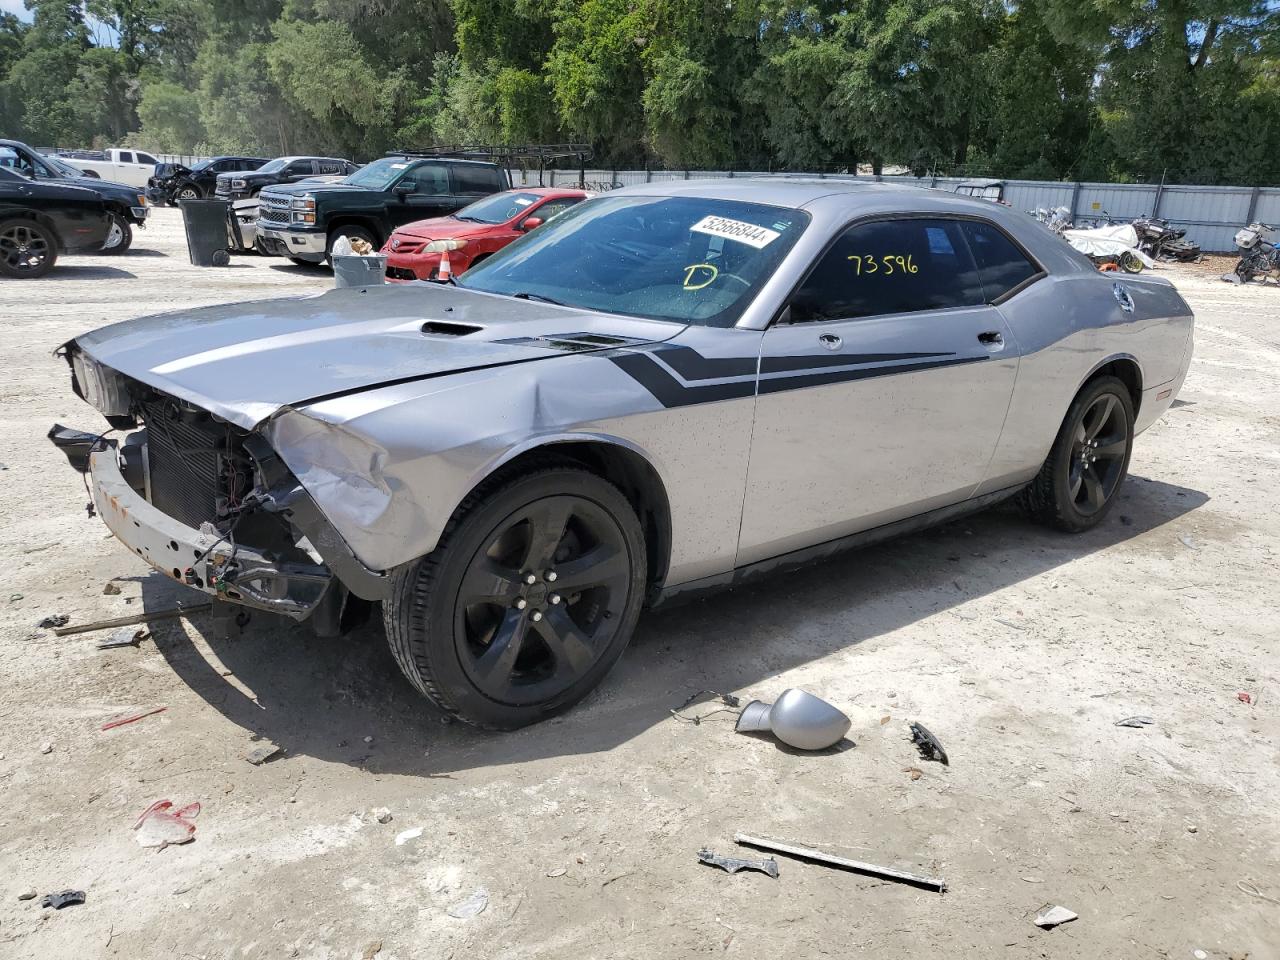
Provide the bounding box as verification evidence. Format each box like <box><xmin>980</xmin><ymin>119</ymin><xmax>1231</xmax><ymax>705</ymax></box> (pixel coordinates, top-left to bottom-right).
<box><xmin>520</xmin><ymin>216</ymin><xmax>543</xmax><ymax>231</ymax></box>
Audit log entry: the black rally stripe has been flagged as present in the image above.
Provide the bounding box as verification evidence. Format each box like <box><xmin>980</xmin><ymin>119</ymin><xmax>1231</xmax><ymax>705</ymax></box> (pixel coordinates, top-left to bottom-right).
<box><xmin>757</xmin><ymin>354</ymin><xmax>987</xmax><ymax>394</ymax></box>
<box><xmin>609</xmin><ymin>345</ymin><xmax>986</xmax><ymax>408</ymax></box>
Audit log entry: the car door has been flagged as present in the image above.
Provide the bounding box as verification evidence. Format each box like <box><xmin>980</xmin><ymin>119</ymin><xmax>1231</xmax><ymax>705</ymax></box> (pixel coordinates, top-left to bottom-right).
<box><xmin>385</xmin><ymin>161</ymin><xmax>456</xmax><ymax>227</ymax></box>
<box><xmin>736</xmin><ymin>215</ymin><xmax>1021</xmax><ymax>566</ymax></box>
<box><xmin>283</xmin><ymin>159</ymin><xmax>316</xmax><ymax>185</ymax></box>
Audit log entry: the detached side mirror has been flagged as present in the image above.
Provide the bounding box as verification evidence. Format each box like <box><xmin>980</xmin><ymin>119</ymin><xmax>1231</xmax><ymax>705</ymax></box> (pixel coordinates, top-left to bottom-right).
<box><xmin>520</xmin><ymin>216</ymin><xmax>543</xmax><ymax>232</ymax></box>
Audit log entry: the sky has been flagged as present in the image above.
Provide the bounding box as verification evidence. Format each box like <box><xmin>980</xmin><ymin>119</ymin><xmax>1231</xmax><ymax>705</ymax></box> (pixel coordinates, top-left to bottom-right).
<box><xmin>0</xmin><ymin>0</ymin><xmax>29</xmax><ymax>20</ymax></box>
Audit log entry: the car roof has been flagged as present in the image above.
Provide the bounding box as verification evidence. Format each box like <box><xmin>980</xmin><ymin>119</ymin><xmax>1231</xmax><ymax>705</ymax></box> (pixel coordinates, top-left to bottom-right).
<box><xmin>385</xmin><ymin>155</ymin><xmax>500</xmax><ymax>168</ymax></box>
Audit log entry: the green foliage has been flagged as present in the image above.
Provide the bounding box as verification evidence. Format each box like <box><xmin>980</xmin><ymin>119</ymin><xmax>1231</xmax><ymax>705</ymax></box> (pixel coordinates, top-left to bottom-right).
<box><xmin>2</xmin><ymin>0</ymin><xmax>1279</xmax><ymax>184</ymax></box>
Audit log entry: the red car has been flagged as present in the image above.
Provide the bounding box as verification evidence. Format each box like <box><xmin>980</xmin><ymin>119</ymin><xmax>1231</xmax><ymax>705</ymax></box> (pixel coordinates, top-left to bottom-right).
<box><xmin>382</xmin><ymin>187</ymin><xmax>588</xmax><ymax>281</ymax></box>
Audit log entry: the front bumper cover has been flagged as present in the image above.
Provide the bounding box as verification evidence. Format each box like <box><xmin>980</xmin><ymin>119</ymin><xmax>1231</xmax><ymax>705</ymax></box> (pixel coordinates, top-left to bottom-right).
<box><xmin>256</xmin><ymin>225</ymin><xmax>326</xmax><ymax>260</ymax></box>
<box><xmin>89</xmin><ymin>447</ymin><xmax>334</xmax><ymax>619</ymax></box>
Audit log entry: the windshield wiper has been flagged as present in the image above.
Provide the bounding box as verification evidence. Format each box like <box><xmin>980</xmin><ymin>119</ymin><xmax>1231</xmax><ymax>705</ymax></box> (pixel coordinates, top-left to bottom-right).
<box><xmin>512</xmin><ymin>292</ymin><xmax>564</xmax><ymax>305</ymax></box>
<box><xmin>453</xmin><ymin>215</ymin><xmax>485</xmax><ymax>223</ymax></box>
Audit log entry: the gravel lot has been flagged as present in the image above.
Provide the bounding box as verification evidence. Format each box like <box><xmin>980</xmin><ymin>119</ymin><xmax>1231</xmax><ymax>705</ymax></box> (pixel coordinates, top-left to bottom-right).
<box><xmin>1</xmin><ymin>208</ymin><xmax>1277</xmax><ymax>960</ymax></box>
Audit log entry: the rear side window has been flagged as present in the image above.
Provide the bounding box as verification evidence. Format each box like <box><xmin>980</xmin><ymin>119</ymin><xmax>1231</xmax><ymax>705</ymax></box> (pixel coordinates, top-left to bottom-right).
<box><xmin>451</xmin><ymin>165</ymin><xmax>501</xmax><ymax>194</ymax></box>
<box><xmin>135</xmin><ymin>152</ymin><xmax>157</xmax><ymax>165</ymax></box>
<box><xmin>790</xmin><ymin>218</ymin><xmax>984</xmax><ymax>322</ymax></box>
<box><xmin>317</xmin><ymin>160</ymin><xmax>345</xmax><ymax>175</ymax></box>
<box><xmin>961</xmin><ymin>220</ymin><xmax>1040</xmax><ymax>301</ymax></box>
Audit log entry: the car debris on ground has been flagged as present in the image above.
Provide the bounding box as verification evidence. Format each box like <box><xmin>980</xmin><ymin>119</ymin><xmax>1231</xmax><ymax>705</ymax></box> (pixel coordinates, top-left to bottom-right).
<box><xmin>244</xmin><ymin>742</ymin><xmax>282</xmax><ymax>765</ymax></box>
<box><xmin>734</xmin><ymin>688</ymin><xmax>852</xmax><ymax>750</ymax></box>
<box><xmin>1114</xmin><ymin>716</ymin><xmax>1155</xmax><ymax>728</ymax></box>
<box><xmin>18</xmin><ymin>889</ymin><xmax>37</xmax><ymax>901</ymax></box>
<box><xmin>1034</xmin><ymin>904</ymin><xmax>1079</xmax><ymax>928</ymax></box>
<box><xmin>52</xmin><ymin>602</ymin><xmax>212</xmax><ymax>637</ymax></box>
<box><xmin>734</xmin><ymin>833</ymin><xmax>946</xmax><ymax>892</ymax></box>
<box><xmin>100</xmin><ymin>706</ymin><xmax>166</xmax><ymax>730</ymax></box>
<box><xmin>909</xmin><ymin>722</ymin><xmax>950</xmax><ymax>765</ymax></box>
<box><xmin>371</xmin><ymin>807</ymin><xmax>393</xmax><ymax>824</ymax></box>
<box><xmin>41</xmin><ymin>890</ymin><xmax>85</xmax><ymax>909</ymax></box>
<box><xmin>394</xmin><ymin>827</ymin><xmax>423</xmax><ymax>846</ymax></box>
<box><xmin>697</xmin><ymin>848</ymin><xmax>780</xmax><ymax>878</ymax></box>
<box><xmin>37</xmin><ymin>613</ymin><xmax>70</xmax><ymax>629</ymax></box>
<box><xmin>97</xmin><ymin>626</ymin><xmax>149</xmax><ymax>649</ymax></box>
<box><xmin>447</xmin><ymin>887</ymin><xmax>489</xmax><ymax>919</ymax></box>
<box><xmin>134</xmin><ymin>799</ymin><xmax>200</xmax><ymax>849</ymax></box>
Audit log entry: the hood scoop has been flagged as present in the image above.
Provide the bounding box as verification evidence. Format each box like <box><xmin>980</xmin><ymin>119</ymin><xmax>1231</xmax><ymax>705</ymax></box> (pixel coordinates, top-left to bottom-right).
<box><xmin>421</xmin><ymin>320</ymin><xmax>482</xmax><ymax>337</ymax></box>
<box><xmin>496</xmin><ymin>331</ymin><xmax>651</xmax><ymax>353</ymax></box>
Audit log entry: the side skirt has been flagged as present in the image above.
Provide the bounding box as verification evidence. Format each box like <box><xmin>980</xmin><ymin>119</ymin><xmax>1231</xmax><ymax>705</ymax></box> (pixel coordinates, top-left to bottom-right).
<box><xmin>648</xmin><ymin>484</ymin><xmax>1027</xmax><ymax>609</ymax></box>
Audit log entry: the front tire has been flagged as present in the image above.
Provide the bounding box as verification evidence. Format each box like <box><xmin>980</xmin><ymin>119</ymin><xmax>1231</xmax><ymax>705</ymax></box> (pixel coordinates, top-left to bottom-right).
<box><xmin>99</xmin><ymin>213</ymin><xmax>133</xmax><ymax>254</ymax></box>
<box><xmin>1019</xmin><ymin>375</ymin><xmax>1135</xmax><ymax>532</ymax></box>
<box><xmin>176</xmin><ymin>184</ymin><xmax>201</xmax><ymax>201</ymax></box>
<box><xmin>1119</xmin><ymin>250</ymin><xmax>1144</xmax><ymax>273</ymax></box>
<box><xmin>383</xmin><ymin>463</ymin><xmax>647</xmax><ymax>729</ymax></box>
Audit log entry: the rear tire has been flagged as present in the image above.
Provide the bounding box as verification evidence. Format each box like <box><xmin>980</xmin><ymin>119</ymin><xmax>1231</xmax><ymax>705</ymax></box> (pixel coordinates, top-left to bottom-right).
<box><xmin>383</xmin><ymin>462</ymin><xmax>647</xmax><ymax>730</ymax></box>
<box><xmin>1019</xmin><ymin>375</ymin><xmax>1135</xmax><ymax>533</ymax></box>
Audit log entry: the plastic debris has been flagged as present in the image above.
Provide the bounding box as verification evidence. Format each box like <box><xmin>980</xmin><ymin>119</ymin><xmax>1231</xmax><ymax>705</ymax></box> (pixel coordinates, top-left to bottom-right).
<box><xmin>447</xmin><ymin>887</ymin><xmax>489</xmax><ymax>919</ymax></box>
<box><xmin>1238</xmin><ymin>692</ymin><xmax>1253</xmax><ymax>705</ymax></box>
<box><xmin>244</xmin><ymin>742</ymin><xmax>282</xmax><ymax>765</ymax></box>
<box><xmin>103</xmin><ymin>582</ymin><xmax>122</xmax><ymax>595</ymax></box>
<box><xmin>101</xmin><ymin>706</ymin><xmax>166</xmax><ymax>731</ymax></box>
<box><xmin>97</xmin><ymin>627</ymin><xmax>148</xmax><ymax>649</ymax></box>
<box><xmin>1034</xmin><ymin>904</ymin><xmax>1078</xmax><ymax>928</ymax></box>
<box><xmin>734</xmin><ymin>689</ymin><xmax>851</xmax><ymax>750</ymax></box>
<box><xmin>41</xmin><ymin>890</ymin><xmax>85</xmax><ymax>909</ymax></box>
<box><xmin>40</xmin><ymin>742</ymin><xmax>52</xmax><ymax>755</ymax></box>
<box><xmin>394</xmin><ymin>827</ymin><xmax>423</xmax><ymax>846</ymax></box>
<box><xmin>134</xmin><ymin>799</ymin><xmax>200</xmax><ymax>850</ymax></box>
<box><xmin>1178</xmin><ymin>535</ymin><xmax>1199</xmax><ymax>550</ymax></box>
<box><xmin>362</xmin><ymin>941</ymin><xmax>383</xmax><ymax>960</ymax></box>
<box><xmin>371</xmin><ymin>807</ymin><xmax>393</xmax><ymax>824</ymax></box>
<box><xmin>1115</xmin><ymin>716</ymin><xmax>1155</xmax><ymax>728</ymax></box>
<box><xmin>1192</xmin><ymin>951</ymin><xmax>1207</xmax><ymax>960</ymax></box>
<box><xmin>37</xmin><ymin>614</ymin><xmax>69</xmax><ymax>629</ymax></box>
<box><xmin>545</xmin><ymin>867</ymin><xmax>567</xmax><ymax>878</ymax></box>
<box><xmin>909</xmin><ymin>722</ymin><xmax>950</xmax><ymax>765</ymax></box>
<box><xmin>735</xmin><ymin>833</ymin><xmax>946</xmax><ymax>892</ymax></box>
<box><xmin>697</xmin><ymin>848</ymin><xmax>779</xmax><ymax>878</ymax></box>
<box><xmin>18</xmin><ymin>889</ymin><xmax>37</xmax><ymax>901</ymax></box>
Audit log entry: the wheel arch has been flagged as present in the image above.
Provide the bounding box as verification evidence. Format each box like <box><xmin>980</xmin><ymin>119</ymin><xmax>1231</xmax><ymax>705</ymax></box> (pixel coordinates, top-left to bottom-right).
<box><xmin>1077</xmin><ymin>354</ymin><xmax>1143</xmax><ymax>417</ymax></box>
<box><xmin>476</xmin><ymin>436</ymin><xmax>673</xmax><ymax>596</ymax></box>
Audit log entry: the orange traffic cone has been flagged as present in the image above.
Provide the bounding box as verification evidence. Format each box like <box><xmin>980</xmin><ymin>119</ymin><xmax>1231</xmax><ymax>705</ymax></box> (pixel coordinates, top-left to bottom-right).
<box><xmin>437</xmin><ymin>249</ymin><xmax>452</xmax><ymax>282</ymax></box>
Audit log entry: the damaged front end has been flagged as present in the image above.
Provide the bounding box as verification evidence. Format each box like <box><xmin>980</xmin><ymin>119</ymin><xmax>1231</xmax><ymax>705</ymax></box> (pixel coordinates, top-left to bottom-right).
<box><xmin>52</xmin><ymin>349</ymin><xmax>387</xmax><ymax>633</ymax></box>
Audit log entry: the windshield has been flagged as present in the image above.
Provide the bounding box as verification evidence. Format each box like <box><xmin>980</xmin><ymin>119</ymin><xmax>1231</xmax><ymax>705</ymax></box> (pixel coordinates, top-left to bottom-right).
<box><xmin>191</xmin><ymin>158</ymin><xmax>214</xmax><ymax>172</ymax></box>
<box><xmin>44</xmin><ymin>154</ymin><xmax>88</xmax><ymax>178</ymax></box>
<box><xmin>454</xmin><ymin>191</ymin><xmax>543</xmax><ymax>224</ymax></box>
<box><xmin>458</xmin><ymin>195</ymin><xmax>809</xmax><ymax>327</ymax></box>
<box><xmin>255</xmin><ymin>158</ymin><xmax>288</xmax><ymax>174</ymax></box>
<box><xmin>343</xmin><ymin>157</ymin><xmax>409</xmax><ymax>189</ymax></box>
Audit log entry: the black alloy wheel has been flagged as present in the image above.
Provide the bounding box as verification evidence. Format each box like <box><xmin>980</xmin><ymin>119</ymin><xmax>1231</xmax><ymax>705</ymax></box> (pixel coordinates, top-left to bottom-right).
<box><xmin>0</xmin><ymin>219</ymin><xmax>57</xmax><ymax>279</ymax></box>
<box><xmin>384</xmin><ymin>463</ymin><xmax>647</xmax><ymax>729</ymax></box>
<box><xmin>1068</xmin><ymin>392</ymin><xmax>1129</xmax><ymax>517</ymax></box>
<box><xmin>455</xmin><ymin>495</ymin><xmax>632</xmax><ymax>706</ymax></box>
<box><xmin>1020</xmin><ymin>375</ymin><xmax>1134</xmax><ymax>532</ymax></box>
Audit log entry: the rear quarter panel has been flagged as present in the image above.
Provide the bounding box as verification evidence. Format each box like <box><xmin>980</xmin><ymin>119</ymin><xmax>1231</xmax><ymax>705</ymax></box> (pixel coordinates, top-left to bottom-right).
<box><xmin>979</xmin><ymin>272</ymin><xmax>1193</xmax><ymax>492</ymax></box>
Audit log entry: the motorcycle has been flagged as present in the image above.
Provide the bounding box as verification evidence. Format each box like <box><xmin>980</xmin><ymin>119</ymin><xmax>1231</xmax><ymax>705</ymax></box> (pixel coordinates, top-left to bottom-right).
<box><xmin>1132</xmin><ymin>216</ymin><xmax>1201</xmax><ymax>262</ymax></box>
<box><xmin>1228</xmin><ymin>222</ymin><xmax>1279</xmax><ymax>284</ymax></box>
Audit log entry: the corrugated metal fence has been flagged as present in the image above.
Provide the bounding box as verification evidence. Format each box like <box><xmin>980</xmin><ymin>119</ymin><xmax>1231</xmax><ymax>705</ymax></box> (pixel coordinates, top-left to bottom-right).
<box><xmin>511</xmin><ymin>167</ymin><xmax>1280</xmax><ymax>253</ymax></box>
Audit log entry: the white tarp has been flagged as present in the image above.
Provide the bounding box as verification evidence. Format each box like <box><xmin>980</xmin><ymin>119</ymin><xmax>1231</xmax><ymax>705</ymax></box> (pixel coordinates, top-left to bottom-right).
<box><xmin>1062</xmin><ymin>223</ymin><xmax>1156</xmax><ymax>267</ymax></box>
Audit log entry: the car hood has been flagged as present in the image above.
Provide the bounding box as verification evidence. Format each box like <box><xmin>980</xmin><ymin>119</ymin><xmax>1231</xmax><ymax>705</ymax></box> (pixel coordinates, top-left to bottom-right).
<box><xmin>71</xmin><ymin>284</ymin><xmax>683</xmax><ymax>430</ymax></box>
<box><xmin>394</xmin><ymin>217</ymin><xmax>489</xmax><ymax>241</ymax></box>
<box><xmin>262</xmin><ymin>180</ymin><xmax>367</xmax><ymax>199</ymax></box>
<box><xmin>58</xmin><ymin>175</ymin><xmax>140</xmax><ymax>200</ymax></box>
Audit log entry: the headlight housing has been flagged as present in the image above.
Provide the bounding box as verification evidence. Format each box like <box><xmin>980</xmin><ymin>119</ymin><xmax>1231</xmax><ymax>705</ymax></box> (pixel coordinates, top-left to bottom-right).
<box><xmin>231</xmin><ymin>178</ymin><xmax>247</xmax><ymax>189</ymax></box>
<box><xmin>424</xmin><ymin>238</ymin><xmax>467</xmax><ymax>253</ymax></box>
<box><xmin>291</xmin><ymin>195</ymin><xmax>316</xmax><ymax>225</ymax></box>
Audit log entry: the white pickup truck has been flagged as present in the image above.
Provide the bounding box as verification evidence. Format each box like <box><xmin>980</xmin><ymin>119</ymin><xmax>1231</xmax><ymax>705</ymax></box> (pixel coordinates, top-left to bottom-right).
<box><xmin>58</xmin><ymin>148</ymin><xmax>160</xmax><ymax>188</ymax></box>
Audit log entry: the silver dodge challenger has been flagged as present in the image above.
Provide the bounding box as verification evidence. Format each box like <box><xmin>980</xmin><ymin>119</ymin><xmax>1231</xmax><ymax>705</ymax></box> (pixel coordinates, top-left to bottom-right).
<box><xmin>51</xmin><ymin>180</ymin><xmax>1194</xmax><ymax>728</ymax></box>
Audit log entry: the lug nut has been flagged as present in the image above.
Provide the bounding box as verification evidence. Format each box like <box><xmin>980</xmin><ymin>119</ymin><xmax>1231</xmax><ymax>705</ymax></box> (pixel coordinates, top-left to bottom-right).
<box><xmin>525</xmin><ymin>573</ymin><xmax>537</xmax><ymax>585</ymax></box>
<box><xmin>514</xmin><ymin>598</ymin><xmax>527</xmax><ymax>610</ymax></box>
<box><xmin>531</xmin><ymin>611</ymin><xmax>543</xmax><ymax>622</ymax></box>
<box><xmin>549</xmin><ymin>594</ymin><xmax>561</xmax><ymax>605</ymax></box>
<box><xmin>545</xmin><ymin>570</ymin><xmax>558</xmax><ymax>582</ymax></box>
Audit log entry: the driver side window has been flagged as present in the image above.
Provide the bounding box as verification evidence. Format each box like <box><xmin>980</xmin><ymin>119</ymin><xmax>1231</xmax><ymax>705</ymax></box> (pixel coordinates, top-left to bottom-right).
<box><xmin>403</xmin><ymin>163</ymin><xmax>448</xmax><ymax>194</ymax></box>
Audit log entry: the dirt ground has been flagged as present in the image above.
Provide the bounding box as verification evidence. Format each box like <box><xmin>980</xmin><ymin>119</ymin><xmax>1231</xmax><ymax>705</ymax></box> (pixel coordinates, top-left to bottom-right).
<box><xmin>1</xmin><ymin>209</ymin><xmax>1277</xmax><ymax>960</ymax></box>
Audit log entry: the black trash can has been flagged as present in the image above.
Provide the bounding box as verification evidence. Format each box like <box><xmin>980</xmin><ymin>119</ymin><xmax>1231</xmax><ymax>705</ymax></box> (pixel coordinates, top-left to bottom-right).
<box><xmin>179</xmin><ymin>199</ymin><xmax>232</xmax><ymax>267</ymax></box>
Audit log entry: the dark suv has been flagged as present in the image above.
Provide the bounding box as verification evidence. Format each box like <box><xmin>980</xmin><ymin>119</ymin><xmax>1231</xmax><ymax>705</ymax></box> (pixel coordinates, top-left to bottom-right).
<box><xmin>0</xmin><ymin>166</ymin><xmax>112</xmax><ymax>278</ymax></box>
<box><xmin>147</xmin><ymin>156</ymin><xmax>269</xmax><ymax>204</ymax></box>
<box><xmin>254</xmin><ymin>153</ymin><xmax>507</xmax><ymax>265</ymax></box>
<box><xmin>214</xmin><ymin>156</ymin><xmax>358</xmax><ymax>200</ymax></box>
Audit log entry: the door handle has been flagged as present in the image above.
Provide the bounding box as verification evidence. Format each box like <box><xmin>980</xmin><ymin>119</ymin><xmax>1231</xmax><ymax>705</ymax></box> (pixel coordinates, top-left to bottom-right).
<box><xmin>818</xmin><ymin>333</ymin><xmax>842</xmax><ymax>350</ymax></box>
<box><xmin>977</xmin><ymin>331</ymin><xmax>1003</xmax><ymax>345</ymax></box>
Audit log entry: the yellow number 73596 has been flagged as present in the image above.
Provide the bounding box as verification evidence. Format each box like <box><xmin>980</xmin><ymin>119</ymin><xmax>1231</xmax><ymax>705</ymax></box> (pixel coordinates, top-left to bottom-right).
<box><xmin>847</xmin><ymin>253</ymin><xmax>918</xmax><ymax>276</ymax></box>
